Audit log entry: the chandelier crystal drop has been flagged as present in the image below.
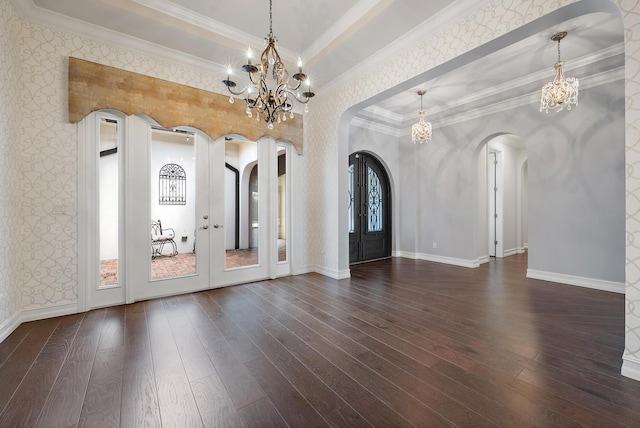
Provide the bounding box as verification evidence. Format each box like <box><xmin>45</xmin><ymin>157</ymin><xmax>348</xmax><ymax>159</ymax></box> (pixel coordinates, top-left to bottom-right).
<box><xmin>222</xmin><ymin>0</ymin><xmax>314</xmax><ymax>127</ymax></box>
<box><xmin>540</xmin><ymin>31</ymin><xmax>579</xmax><ymax>113</ymax></box>
<box><xmin>411</xmin><ymin>90</ymin><xmax>432</xmax><ymax>144</ymax></box>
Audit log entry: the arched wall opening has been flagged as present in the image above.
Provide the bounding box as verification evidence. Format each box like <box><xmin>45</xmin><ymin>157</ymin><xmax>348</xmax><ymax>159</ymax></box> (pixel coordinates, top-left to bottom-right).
<box><xmin>338</xmin><ymin>1</ymin><xmax>624</xmax><ymax>286</ymax></box>
<box><xmin>475</xmin><ymin>134</ymin><xmax>528</xmax><ymax>262</ymax></box>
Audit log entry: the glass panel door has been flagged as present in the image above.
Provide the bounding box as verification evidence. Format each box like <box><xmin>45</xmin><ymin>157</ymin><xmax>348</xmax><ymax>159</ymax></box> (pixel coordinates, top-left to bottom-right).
<box><xmin>129</xmin><ymin>117</ymin><xmax>210</xmax><ymax>302</ymax></box>
<box><xmin>210</xmin><ymin>137</ymin><xmax>269</xmax><ymax>286</ymax></box>
<box><xmin>149</xmin><ymin>128</ymin><xmax>197</xmax><ymax>280</ymax></box>
<box><xmin>99</xmin><ymin>118</ymin><xmax>120</xmax><ymax>287</ymax></box>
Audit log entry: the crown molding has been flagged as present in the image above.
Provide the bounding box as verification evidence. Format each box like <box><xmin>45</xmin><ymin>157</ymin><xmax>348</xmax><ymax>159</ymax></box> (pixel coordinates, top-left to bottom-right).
<box><xmin>320</xmin><ymin>0</ymin><xmax>494</xmax><ymax>96</ymax></box>
<box><xmin>303</xmin><ymin>0</ymin><xmax>391</xmax><ymax>66</ymax></box>
<box><xmin>396</xmin><ymin>65</ymin><xmax>624</xmax><ymax>135</ymax></box>
<box><xmin>411</xmin><ymin>42</ymin><xmax>625</xmax><ymax>121</ymax></box>
<box><xmin>10</xmin><ymin>0</ymin><xmax>227</xmax><ymax>78</ymax></box>
<box><xmin>358</xmin><ymin>104</ymin><xmax>404</xmax><ymax>123</ymax></box>
<box><xmin>129</xmin><ymin>0</ymin><xmax>263</xmax><ymax>49</ymax></box>
<box><xmin>350</xmin><ymin>116</ymin><xmax>402</xmax><ymax>138</ymax></box>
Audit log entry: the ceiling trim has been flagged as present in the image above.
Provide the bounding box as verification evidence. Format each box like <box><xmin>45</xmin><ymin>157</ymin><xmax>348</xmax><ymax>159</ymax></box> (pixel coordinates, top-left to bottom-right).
<box><xmin>396</xmin><ymin>65</ymin><xmax>625</xmax><ymax>135</ymax></box>
<box><xmin>350</xmin><ymin>116</ymin><xmax>402</xmax><ymax>137</ymax></box>
<box><xmin>411</xmin><ymin>42</ymin><xmax>625</xmax><ymax>121</ymax></box>
<box><xmin>129</xmin><ymin>0</ymin><xmax>260</xmax><ymax>46</ymax></box>
<box><xmin>303</xmin><ymin>0</ymin><xmax>391</xmax><ymax>66</ymax></box>
<box><xmin>320</xmin><ymin>0</ymin><xmax>494</xmax><ymax>96</ymax></box>
<box><xmin>9</xmin><ymin>0</ymin><xmax>226</xmax><ymax>76</ymax></box>
<box><xmin>358</xmin><ymin>105</ymin><xmax>404</xmax><ymax>123</ymax></box>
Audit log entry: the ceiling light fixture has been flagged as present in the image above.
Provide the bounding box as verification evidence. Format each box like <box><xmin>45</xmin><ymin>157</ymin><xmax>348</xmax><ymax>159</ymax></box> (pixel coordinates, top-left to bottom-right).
<box><xmin>540</xmin><ymin>31</ymin><xmax>579</xmax><ymax>113</ymax></box>
<box><xmin>222</xmin><ymin>0</ymin><xmax>314</xmax><ymax>129</ymax></box>
<box><xmin>411</xmin><ymin>90</ymin><xmax>432</xmax><ymax>144</ymax></box>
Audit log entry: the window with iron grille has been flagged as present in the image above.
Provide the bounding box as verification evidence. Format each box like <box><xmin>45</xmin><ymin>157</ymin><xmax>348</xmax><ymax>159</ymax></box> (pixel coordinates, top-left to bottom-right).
<box><xmin>159</xmin><ymin>163</ymin><xmax>186</xmax><ymax>205</ymax></box>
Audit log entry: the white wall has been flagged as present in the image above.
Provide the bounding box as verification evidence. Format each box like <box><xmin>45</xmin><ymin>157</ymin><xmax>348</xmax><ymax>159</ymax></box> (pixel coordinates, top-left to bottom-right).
<box><xmin>0</xmin><ymin>0</ymin><xmax>24</xmax><ymax>333</ymax></box>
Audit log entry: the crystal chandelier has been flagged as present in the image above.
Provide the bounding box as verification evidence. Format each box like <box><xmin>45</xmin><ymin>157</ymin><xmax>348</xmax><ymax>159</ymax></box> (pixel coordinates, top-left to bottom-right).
<box><xmin>222</xmin><ymin>0</ymin><xmax>314</xmax><ymax>129</ymax></box>
<box><xmin>411</xmin><ymin>90</ymin><xmax>432</xmax><ymax>144</ymax></box>
<box><xmin>540</xmin><ymin>31</ymin><xmax>579</xmax><ymax>113</ymax></box>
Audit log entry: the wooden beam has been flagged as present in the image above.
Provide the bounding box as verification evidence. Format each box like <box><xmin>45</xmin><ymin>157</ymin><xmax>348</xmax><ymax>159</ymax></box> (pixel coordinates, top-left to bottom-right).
<box><xmin>68</xmin><ymin>57</ymin><xmax>303</xmax><ymax>154</ymax></box>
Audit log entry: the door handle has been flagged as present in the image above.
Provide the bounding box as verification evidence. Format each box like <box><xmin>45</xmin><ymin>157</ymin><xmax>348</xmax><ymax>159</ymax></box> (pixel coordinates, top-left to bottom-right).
<box><xmin>200</xmin><ymin>225</ymin><xmax>209</xmax><ymax>230</ymax></box>
<box><xmin>213</xmin><ymin>224</ymin><xmax>223</xmax><ymax>229</ymax></box>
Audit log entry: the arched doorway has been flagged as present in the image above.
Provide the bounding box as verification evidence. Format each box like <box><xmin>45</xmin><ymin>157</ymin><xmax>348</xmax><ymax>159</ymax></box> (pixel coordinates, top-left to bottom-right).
<box><xmin>476</xmin><ymin>134</ymin><xmax>528</xmax><ymax>262</ymax></box>
<box><xmin>348</xmin><ymin>151</ymin><xmax>392</xmax><ymax>263</ymax></box>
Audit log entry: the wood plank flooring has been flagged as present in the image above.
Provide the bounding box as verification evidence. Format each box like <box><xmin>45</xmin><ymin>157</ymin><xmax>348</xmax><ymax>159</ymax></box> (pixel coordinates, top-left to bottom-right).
<box><xmin>1</xmin><ymin>254</ymin><xmax>639</xmax><ymax>427</ymax></box>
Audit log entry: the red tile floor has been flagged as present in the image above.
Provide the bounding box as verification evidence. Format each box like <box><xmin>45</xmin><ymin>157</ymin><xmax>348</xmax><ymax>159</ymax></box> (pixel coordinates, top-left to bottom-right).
<box><xmin>100</xmin><ymin>240</ymin><xmax>286</xmax><ymax>285</ymax></box>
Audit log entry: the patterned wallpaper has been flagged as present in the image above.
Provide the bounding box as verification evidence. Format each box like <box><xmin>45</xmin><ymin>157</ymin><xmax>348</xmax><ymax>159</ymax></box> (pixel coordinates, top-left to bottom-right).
<box><xmin>15</xmin><ymin>14</ymin><xmax>240</xmax><ymax>310</ymax></box>
<box><xmin>304</xmin><ymin>0</ymin><xmax>640</xmax><ymax>367</ymax></box>
<box><xmin>0</xmin><ymin>0</ymin><xmax>24</xmax><ymax>328</ymax></box>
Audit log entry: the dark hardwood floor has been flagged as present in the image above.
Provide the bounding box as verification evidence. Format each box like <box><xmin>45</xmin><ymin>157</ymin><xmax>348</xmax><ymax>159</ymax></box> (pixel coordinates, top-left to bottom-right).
<box><xmin>1</xmin><ymin>254</ymin><xmax>639</xmax><ymax>427</ymax></box>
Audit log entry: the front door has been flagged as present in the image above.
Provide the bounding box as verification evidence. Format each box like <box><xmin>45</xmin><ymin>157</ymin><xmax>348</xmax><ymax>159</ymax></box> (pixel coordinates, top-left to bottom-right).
<box><xmin>349</xmin><ymin>152</ymin><xmax>392</xmax><ymax>263</ymax></box>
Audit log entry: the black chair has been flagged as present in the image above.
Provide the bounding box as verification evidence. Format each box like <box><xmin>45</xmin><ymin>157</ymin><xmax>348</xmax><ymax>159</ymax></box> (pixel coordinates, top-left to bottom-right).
<box><xmin>151</xmin><ymin>219</ymin><xmax>178</xmax><ymax>258</ymax></box>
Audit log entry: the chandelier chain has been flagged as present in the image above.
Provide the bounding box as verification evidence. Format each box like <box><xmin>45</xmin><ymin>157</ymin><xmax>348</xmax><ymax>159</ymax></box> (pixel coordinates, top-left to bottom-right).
<box><xmin>269</xmin><ymin>0</ymin><xmax>273</xmax><ymax>37</ymax></box>
<box><xmin>557</xmin><ymin>37</ymin><xmax>561</xmax><ymax>63</ymax></box>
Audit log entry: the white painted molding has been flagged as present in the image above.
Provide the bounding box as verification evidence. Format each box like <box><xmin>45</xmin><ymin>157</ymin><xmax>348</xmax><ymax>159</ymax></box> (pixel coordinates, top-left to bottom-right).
<box><xmin>304</xmin><ymin>0</ymin><xmax>388</xmax><ymax>64</ymax></box>
<box><xmin>312</xmin><ymin>265</ymin><xmax>351</xmax><ymax>280</ymax></box>
<box><xmin>21</xmin><ymin>303</ymin><xmax>78</xmax><ymax>323</ymax></box>
<box><xmin>0</xmin><ymin>303</ymin><xmax>79</xmax><ymax>343</ymax></box>
<box><xmin>350</xmin><ymin>116</ymin><xmax>402</xmax><ymax>137</ymax></box>
<box><xmin>622</xmin><ymin>353</ymin><xmax>640</xmax><ymax>382</ymax></box>
<box><xmin>476</xmin><ymin>256</ymin><xmax>490</xmax><ymax>265</ymax></box>
<box><xmin>503</xmin><ymin>248</ymin><xmax>519</xmax><ymax>257</ymax></box>
<box><xmin>360</xmin><ymin>105</ymin><xmax>404</xmax><ymax>123</ymax></box>
<box><xmin>0</xmin><ymin>311</ymin><xmax>22</xmax><ymax>343</ymax></box>
<box><xmin>291</xmin><ymin>264</ymin><xmax>314</xmax><ymax>276</ymax></box>
<box><xmin>396</xmin><ymin>65</ymin><xmax>626</xmax><ymax>134</ymax></box>
<box><xmin>10</xmin><ymin>0</ymin><xmax>224</xmax><ymax>78</ymax></box>
<box><xmin>527</xmin><ymin>269</ymin><xmax>625</xmax><ymax>294</ymax></box>
<box><xmin>395</xmin><ymin>251</ymin><xmax>478</xmax><ymax>268</ymax></box>
<box><xmin>322</xmin><ymin>0</ymin><xmax>494</xmax><ymax>95</ymax></box>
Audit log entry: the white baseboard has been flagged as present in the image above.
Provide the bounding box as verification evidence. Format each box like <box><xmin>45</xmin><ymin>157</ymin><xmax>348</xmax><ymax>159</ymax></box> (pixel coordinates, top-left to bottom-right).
<box><xmin>21</xmin><ymin>303</ymin><xmax>78</xmax><ymax>322</ymax></box>
<box><xmin>0</xmin><ymin>303</ymin><xmax>79</xmax><ymax>344</ymax></box>
<box><xmin>504</xmin><ymin>248</ymin><xmax>519</xmax><ymax>257</ymax></box>
<box><xmin>395</xmin><ymin>251</ymin><xmax>478</xmax><ymax>268</ymax></box>
<box><xmin>476</xmin><ymin>255</ymin><xmax>490</xmax><ymax>265</ymax></box>
<box><xmin>393</xmin><ymin>251</ymin><xmax>415</xmax><ymax>259</ymax></box>
<box><xmin>526</xmin><ymin>269</ymin><xmax>625</xmax><ymax>294</ymax></box>
<box><xmin>311</xmin><ymin>265</ymin><xmax>350</xmax><ymax>280</ymax></box>
<box><xmin>0</xmin><ymin>311</ymin><xmax>22</xmax><ymax>343</ymax></box>
<box><xmin>622</xmin><ymin>353</ymin><xmax>640</xmax><ymax>381</ymax></box>
<box><xmin>291</xmin><ymin>264</ymin><xmax>313</xmax><ymax>276</ymax></box>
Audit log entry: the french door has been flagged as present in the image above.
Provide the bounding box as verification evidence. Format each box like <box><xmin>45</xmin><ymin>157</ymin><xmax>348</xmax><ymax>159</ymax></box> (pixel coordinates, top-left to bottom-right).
<box><xmin>80</xmin><ymin>112</ymin><xmax>289</xmax><ymax>309</ymax></box>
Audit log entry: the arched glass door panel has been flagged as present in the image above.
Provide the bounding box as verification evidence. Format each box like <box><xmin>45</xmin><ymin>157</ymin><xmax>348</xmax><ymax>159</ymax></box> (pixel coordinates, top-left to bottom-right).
<box><xmin>348</xmin><ymin>152</ymin><xmax>392</xmax><ymax>264</ymax></box>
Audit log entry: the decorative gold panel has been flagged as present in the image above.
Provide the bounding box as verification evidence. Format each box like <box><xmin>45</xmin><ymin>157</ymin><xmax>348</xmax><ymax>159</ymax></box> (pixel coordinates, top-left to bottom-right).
<box><xmin>68</xmin><ymin>57</ymin><xmax>303</xmax><ymax>154</ymax></box>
